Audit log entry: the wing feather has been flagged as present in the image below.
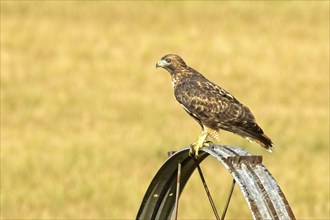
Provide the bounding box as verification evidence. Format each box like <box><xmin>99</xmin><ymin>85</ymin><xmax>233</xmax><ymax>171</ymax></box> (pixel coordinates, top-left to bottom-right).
<box><xmin>175</xmin><ymin>78</ymin><xmax>255</xmax><ymax>128</ymax></box>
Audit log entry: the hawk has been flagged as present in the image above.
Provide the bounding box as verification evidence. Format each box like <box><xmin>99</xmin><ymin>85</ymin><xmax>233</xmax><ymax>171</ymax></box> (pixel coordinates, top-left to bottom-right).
<box><xmin>156</xmin><ymin>54</ymin><xmax>274</xmax><ymax>157</ymax></box>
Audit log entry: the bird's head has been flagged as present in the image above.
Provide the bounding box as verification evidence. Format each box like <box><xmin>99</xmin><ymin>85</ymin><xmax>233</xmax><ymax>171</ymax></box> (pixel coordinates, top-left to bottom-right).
<box><xmin>156</xmin><ymin>54</ymin><xmax>187</xmax><ymax>74</ymax></box>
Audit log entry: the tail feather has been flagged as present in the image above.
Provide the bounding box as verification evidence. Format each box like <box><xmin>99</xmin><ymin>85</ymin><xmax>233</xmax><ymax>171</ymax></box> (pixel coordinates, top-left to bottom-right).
<box><xmin>253</xmin><ymin>133</ymin><xmax>274</xmax><ymax>152</ymax></box>
<box><xmin>237</xmin><ymin>126</ymin><xmax>274</xmax><ymax>152</ymax></box>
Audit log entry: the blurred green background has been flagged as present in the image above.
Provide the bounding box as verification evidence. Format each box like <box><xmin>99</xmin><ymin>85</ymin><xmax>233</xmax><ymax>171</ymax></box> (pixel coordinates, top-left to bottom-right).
<box><xmin>1</xmin><ymin>1</ymin><xmax>329</xmax><ymax>219</ymax></box>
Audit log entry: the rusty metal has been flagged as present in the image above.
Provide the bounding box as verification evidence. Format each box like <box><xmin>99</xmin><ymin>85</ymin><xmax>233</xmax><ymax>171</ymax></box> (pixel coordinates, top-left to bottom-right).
<box><xmin>136</xmin><ymin>144</ymin><xmax>295</xmax><ymax>220</ymax></box>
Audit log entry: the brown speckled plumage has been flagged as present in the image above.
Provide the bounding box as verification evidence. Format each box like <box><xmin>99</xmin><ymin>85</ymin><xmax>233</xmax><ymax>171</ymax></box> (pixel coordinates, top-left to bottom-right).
<box><xmin>156</xmin><ymin>54</ymin><xmax>273</xmax><ymax>151</ymax></box>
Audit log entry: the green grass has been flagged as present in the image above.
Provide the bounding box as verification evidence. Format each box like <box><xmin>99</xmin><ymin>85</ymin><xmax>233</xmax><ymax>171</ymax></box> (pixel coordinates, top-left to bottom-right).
<box><xmin>1</xmin><ymin>1</ymin><xmax>329</xmax><ymax>219</ymax></box>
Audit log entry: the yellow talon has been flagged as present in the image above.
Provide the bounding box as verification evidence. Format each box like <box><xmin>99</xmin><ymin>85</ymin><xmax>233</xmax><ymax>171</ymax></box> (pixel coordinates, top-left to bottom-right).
<box><xmin>190</xmin><ymin>131</ymin><xmax>208</xmax><ymax>158</ymax></box>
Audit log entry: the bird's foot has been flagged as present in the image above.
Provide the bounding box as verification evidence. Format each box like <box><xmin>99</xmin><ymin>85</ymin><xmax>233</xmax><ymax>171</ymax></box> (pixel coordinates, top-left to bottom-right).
<box><xmin>189</xmin><ymin>132</ymin><xmax>209</xmax><ymax>158</ymax></box>
<box><xmin>189</xmin><ymin>143</ymin><xmax>199</xmax><ymax>158</ymax></box>
<box><xmin>189</xmin><ymin>141</ymin><xmax>211</xmax><ymax>158</ymax></box>
<box><xmin>204</xmin><ymin>140</ymin><xmax>213</xmax><ymax>148</ymax></box>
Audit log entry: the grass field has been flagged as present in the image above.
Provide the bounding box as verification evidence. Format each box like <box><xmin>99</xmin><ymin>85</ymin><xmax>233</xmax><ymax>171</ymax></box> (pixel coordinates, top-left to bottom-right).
<box><xmin>1</xmin><ymin>1</ymin><xmax>329</xmax><ymax>219</ymax></box>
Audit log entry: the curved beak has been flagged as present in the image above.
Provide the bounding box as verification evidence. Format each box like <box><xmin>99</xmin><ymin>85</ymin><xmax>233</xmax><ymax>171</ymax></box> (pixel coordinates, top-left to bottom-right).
<box><xmin>156</xmin><ymin>59</ymin><xmax>167</xmax><ymax>68</ymax></box>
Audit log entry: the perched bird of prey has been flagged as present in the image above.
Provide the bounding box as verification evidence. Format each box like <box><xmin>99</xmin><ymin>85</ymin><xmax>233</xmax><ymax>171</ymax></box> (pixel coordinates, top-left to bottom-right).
<box><xmin>156</xmin><ymin>54</ymin><xmax>274</xmax><ymax>157</ymax></box>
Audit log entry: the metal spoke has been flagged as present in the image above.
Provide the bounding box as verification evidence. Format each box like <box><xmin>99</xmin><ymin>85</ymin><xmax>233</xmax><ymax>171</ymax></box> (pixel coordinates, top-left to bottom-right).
<box><xmin>221</xmin><ymin>179</ymin><xmax>236</xmax><ymax>220</ymax></box>
<box><xmin>193</xmin><ymin>158</ymin><xmax>220</xmax><ymax>220</ymax></box>
<box><xmin>173</xmin><ymin>159</ymin><xmax>182</xmax><ymax>220</ymax></box>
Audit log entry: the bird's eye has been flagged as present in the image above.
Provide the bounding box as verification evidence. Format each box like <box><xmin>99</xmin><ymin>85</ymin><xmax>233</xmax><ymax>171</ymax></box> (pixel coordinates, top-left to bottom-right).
<box><xmin>166</xmin><ymin>58</ymin><xmax>171</xmax><ymax>63</ymax></box>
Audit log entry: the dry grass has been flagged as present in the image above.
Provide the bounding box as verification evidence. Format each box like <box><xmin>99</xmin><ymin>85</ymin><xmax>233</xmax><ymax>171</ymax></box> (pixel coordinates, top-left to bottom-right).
<box><xmin>1</xmin><ymin>1</ymin><xmax>329</xmax><ymax>219</ymax></box>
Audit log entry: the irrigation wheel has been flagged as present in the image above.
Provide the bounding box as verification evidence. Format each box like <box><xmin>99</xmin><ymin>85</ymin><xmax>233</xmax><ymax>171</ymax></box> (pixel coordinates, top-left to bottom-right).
<box><xmin>136</xmin><ymin>144</ymin><xmax>295</xmax><ymax>220</ymax></box>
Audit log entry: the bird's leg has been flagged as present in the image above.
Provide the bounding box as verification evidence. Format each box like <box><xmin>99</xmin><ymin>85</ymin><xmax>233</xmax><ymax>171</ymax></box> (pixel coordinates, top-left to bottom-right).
<box><xmin>190</xmin><ymin>131</ymin><xmax>208</xmax><ymax>158</ymax></box>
